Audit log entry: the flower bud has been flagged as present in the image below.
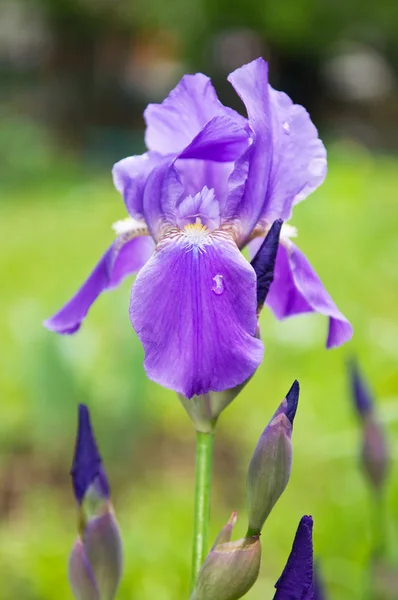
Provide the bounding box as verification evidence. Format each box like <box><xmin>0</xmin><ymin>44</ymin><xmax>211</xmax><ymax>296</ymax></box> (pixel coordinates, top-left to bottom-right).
<box><xmin>361</xmin><ymin>414</ymin><xmax>389</xmax><ymax>492</ymax></box>
<box><xmin>192</xmin><ymin>536</ymin><xmax>261</xmax><ymax>600</ymax></box>
<box><xmin>273</xmin><ymin>515</ymin><xmax>314</xmax><ymax>600</ymax></box>
<box><xmin>251</xmin><ymin>219</ymin><xmax>283</xmax><ymax>315</ymax></box>
<box><xmin>69</xmin><ymin>405</ymin><xmax>123</xmax><ymax>600</ymax></box>
<box><xmin>347</xmin><ymin>357</ymin><xmax>373</xmax><ymax>418</ymax></box>
<box><xmin>247</xmin><ymin>381</ymin><xmax>299</xmax><ymax>535</ymax></box>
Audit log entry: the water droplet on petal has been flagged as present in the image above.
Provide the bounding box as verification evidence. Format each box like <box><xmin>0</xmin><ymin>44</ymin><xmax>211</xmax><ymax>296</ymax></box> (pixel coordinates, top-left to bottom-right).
<box><xmin>212</xmin><ymin>274</ymin><xmax>225</xmax><ymax>296</ymax></box>
<box><xmin>283</xmin><ymin>121</ymin><xmax>291</xmax><ymax>135</ymax></box>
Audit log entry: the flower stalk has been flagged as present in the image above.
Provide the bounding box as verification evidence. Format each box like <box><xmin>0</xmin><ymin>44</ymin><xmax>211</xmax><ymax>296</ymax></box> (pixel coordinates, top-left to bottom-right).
<box><xmin>191</xmin><ymin>431</ymin><xmax>215</xmax><ymax>592</ymax></box>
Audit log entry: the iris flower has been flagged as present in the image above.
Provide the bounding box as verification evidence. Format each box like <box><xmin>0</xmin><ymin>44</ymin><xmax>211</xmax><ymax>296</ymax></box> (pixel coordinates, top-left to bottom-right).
<box><xmin>45</xmin><ymin>58</ymin><xmax>352</xmax><ymax>398</ymax></box>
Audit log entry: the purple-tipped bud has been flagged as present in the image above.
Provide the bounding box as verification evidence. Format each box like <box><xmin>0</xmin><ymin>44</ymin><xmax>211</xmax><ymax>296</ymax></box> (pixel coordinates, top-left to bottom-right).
<box><xmin>273</xmin><ymin>516</ymin><xmax>314</xmax><ymax>600</ymax></box>
<box><xmin>191</xmin><ymin>534</ymin><xmax>261</xmax><ymax>600</ymax></box>
<box><xmin>71</xmin><ymin>404</ymin><xmax>110</xmax><ymax>504</ymax></box>
<box><xmin>69</xmin><ymin>406</ymin><xmax>123</xmax><ymax>600</ymax></box>
<box><xmin>246</xmin><ymin>382</ymin><xmax>299</xmax><ymax>535</ymax></box>
<box><xmin>347</xmin><ymin>358</ymin><xmax>374</xmax><ymax>417</ymax></box>
<box><xmin>361</xmin><ymin>415</ymin><xmax>389</xmax><ymax>492</ymax></box>
<box><xmin>251</xmin><ymin>219</ymin><xmax>283</xmax><ymax>313</ymax></box>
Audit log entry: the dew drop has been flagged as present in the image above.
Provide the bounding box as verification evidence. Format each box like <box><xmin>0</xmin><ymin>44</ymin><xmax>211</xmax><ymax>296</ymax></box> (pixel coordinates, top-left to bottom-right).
<box><xmin>283</xmin><ymin>121</ymin><xmax>291</xmax><ymax>135</ymax></box>
<box><xmin>212</xmin><ymin>274</ymin><xmax>225</xmax><ymax>296</ymax></box>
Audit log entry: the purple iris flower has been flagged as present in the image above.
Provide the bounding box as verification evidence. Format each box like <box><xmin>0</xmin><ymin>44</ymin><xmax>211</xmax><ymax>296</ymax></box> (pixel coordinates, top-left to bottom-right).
<box><xmin>45</xmin><ymin>58</ymin><xmax>352</xmax><ymax>398</ymax></box>
<box><xmin>274</xmin><ymin>515</ymin><xmax>314</xmax><ymax>600</ymax></box>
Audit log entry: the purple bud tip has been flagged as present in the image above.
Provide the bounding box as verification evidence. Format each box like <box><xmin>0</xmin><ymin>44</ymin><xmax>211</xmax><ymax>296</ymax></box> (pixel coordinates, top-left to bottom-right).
<box><xmin>251</xmin><ymin>219</ymin><xmax>283</xmax><ymax>308</ymax></box>
<box><xmin>70</xmin><ymin>404</ymin><xmax>110</xmax><ymax>504</ymax></box>
<box><xmin>347</xmin><ymin>357</ymin><xmax>374</xmax><ymax>417</ymax></box>
<box><xmin>274</xmin><ymin>515</ymin><xmax>314</xmax><ymax>600</ymax></box>
<box><xmin>285</xmin><ymin>380</ymin><xmax>300</xmax><ymax>425</ymax></box>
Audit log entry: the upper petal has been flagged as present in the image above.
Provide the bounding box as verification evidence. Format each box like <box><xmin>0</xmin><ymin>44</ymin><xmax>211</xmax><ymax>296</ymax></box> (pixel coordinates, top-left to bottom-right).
<box><xmin>112</xmin><ymin>151</ymin><xmax>164</xmax><ymax>220</ymax></box>
<box><xmin>263</xmin><ymin>87</ymin><xmax>327</xmax><ymax>222</ymax></box>
<box><xmin>226</xmin><ymin>58</ymin><xmax>273</xmax><ymax>242</ymax></box>
<box><xmin>266</xmin><ymin>242</ymin><xmax>353</xmax><ymax>348</ymax></box>
<box><xmin>144</xmin><ymin>73</ymin><xmax>247</xmax><ymax>155</ymax></box>
<box><xmin>130</xmin><ymin>232</ymin><xmax>263</xmax><ymax>398</ymax></box>
<box><xmin>44</xmin><ymin>235</ymin><xmax>155</xmax><ymax>334</ymax></box>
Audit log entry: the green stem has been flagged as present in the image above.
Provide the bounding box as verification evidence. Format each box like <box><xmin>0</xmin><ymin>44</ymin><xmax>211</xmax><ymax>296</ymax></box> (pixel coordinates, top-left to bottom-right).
<box><xmin>190</xmin><ymin>431</ymin><xmax>214</xmax><ymax>593</ymax></box>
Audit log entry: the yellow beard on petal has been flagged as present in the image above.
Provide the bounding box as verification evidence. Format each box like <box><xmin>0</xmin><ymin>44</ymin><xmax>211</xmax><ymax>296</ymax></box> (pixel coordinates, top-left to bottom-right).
<box><xmin>182</xmin><ymin>217</ymin><xmax>213</xmax><ymax>252</ymax></box>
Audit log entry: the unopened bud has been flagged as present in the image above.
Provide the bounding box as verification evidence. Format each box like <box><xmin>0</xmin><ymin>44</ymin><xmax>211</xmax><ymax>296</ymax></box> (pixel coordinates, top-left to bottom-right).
<box><xmin>361</xmin><ymin>414</ymin><xmax>388</xmax><ymax>492</ymax></box>
<box><xmin>69</xmin><ymin>405</ymin><xmax>123</xmax><ymax>600</ymax></box>
<box><xmin>247</xmin><ymin>381</ymin><xmax>299</xmax><ymax>535</ymax></box>
<box><xmin>274</xmin><ymin>516</ymin><xmax>314</xmax><ymax>600</ymax></box>
<box><xmin>251</xmin><ymin>219</ymin><xmax>283</xmax><ymax>315</ymax></box>
<box><xmin>192</xmin><ymin>536</ymin><xmax>261</xmax><ymax>600</ymax></box>
<box><xmin>347</xmin><ymin>358</ymin><xmax>373</xmax><ymax>418</ymax></box>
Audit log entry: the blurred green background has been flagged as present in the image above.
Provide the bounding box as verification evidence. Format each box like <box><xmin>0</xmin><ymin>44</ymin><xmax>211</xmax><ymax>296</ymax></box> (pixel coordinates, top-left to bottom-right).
<box><xmin>1</xmin><ymin>0</ymin><xmax>398</xmax><ymax>598</ymax></box>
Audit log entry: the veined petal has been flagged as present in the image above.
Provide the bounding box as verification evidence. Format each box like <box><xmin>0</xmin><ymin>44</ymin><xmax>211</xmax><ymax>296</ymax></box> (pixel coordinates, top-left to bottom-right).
<box><xmin>266</xmin><ymin>242</ymin><xmax>353</xmax><ymax>348</ymax></box>
<box><xmin>130</xmin><ymin>232</ymin><xmax>263</xmax><ymax>398</ymax></box>
<box><xmin>263</xmin><ymin>87</ymin><xmax>327</xmax><ymax>222</ymax></box>
<box><xmin>144</xmin><ymin>74</ymin><xmax>246</xmax><ymax>155</ymax></box>
<box><xmin>44</xmin><ymin>236</ymin><xmax>155</xmax><ymax>334</ymax></box>
<box><xmin>112</xmin><ymin>151</ymin><xmax>164</xmax><ymax>219</ymax></box>
<box><xmin>227</xmin><ymin>58</ymin><xmax>273</xmax><ymax>242</ymax></box>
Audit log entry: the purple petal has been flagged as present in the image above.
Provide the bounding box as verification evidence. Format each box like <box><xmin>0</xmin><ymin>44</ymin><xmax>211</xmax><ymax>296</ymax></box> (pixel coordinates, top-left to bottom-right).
<box><xmin>71</xmin><ymin>405</ymin><xmax>109</xmax><ymax>504</ymax></box>
<box><xmin>44</xmin><ymin>236</ymin><xmax>154</xmax><ymax>335</ymax></box>
<box><xmin>266</xmin><ymin>243</ymin><xmax>353</xmax><ymax>348</ymax></box>
<box><xmin>274</xmin><ymin>515</ymin><xmax>314</xmax><ymax>600</ymax></box>
<box><xmin>179</xmin><ymin>115</ymin><xmax>249</xmax><ymax>162</ymax></box>
<box><xmin>130</xmin><ymin>233</ymin><xmax>263</xmax><ymax>398</ymax></box>
<box><xmin>263</xmin><ymin>87</ymin><xmax>327</xmax><ymax>222</ymax></box>
<box><xmin>347</xmin><ymin>357</ymin><xmax>374</xmax><ymax>417</ymax></box>
<box><xmin>177</xmin><ymin>186</ymin><xmax>220</xmax><ymax>231</ymax></box>
<box><xmin>176</xmin><ymin>158</ymin><xmax>234</xmax><ymax>215</ymax></box>
<box><xmin>112</xmin><ymin>151</ymin><xmax>164</xmax><ymax>219</ymax></box>
<box><xmin>226</xmin><ymin>58</ymin><xmax>273</xmax><ymax>241</ymax></box>
<box><xmin>144</xmin><ymin>73</ymin><xmax>246</xmax><ymax>155</ymax></box>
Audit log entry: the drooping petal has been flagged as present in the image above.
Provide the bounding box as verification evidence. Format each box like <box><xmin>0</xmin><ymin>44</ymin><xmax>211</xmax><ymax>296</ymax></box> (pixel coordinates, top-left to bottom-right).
<box><xmin>44</xmin><ymin>236</ymin><xmax>155</xmax><ymax>334</ymax></box>
<box><xmin>263</xmin><ymin>86</ymin><xmax>327</xmax><ymax>222</ymax></box>
<box><xmin>226</xmin><ymin>58</ymin><xmax>272</xmax><ymax>242</ymax></box>
<box><xmin>266</xmin><ymin>243</ymin><xmax>353</xmax><ymax>348</ymax></box>
<box><xmin>274</xmin><ymin>515</ymin><xmax>314</xmax><ymax>600</ymax></box>
<box><xmin>130</xmin><ymin>232</ymin><xmax>263</xmax><ymax>398</ymax></box>
<box><xmin>144</xmin><ymin>74</ymin><xmax>247</xmax><ymax>155</ymax></box>
<box><xmin>112</xmin><ymin>151</ymin><xmax>164</xmax><ymax>220</ymax></box>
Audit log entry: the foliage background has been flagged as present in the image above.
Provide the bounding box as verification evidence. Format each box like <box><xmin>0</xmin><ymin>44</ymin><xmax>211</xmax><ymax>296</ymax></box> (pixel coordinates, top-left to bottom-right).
<box><xmin>1</xmin><ymin>0</ymin><xmax>398</xmax><ymax>598</ymax></box>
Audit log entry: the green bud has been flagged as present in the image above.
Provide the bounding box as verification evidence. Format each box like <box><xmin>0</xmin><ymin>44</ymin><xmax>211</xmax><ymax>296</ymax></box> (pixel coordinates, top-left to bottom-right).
<box><xmin>84</xmin><ymin>512</ymin><xmax>123</xmax><ymax>600</ymax></box>
<box><xmin>191</xmin><ymin>536</ymin><xmax>261</xmax><ymax>600</ymax></box>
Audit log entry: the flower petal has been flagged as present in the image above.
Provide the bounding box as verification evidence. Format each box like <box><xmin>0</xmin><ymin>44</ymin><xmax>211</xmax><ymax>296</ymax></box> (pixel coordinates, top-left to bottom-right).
<box><xmin>273</xmin><ymin>515</ymin><xmax>313</xmax><ymax>600</ymax></box>
<box><xmin>263</xmin><ymin>87</ymin><xmax>327</xmax><ymax>222</ymax></box>
<box><xmin>266</xmin><ymin>242</ymin><xmax>353</xmax><ymax>348</ymax></box>
<box><xmin>179</xmin><ymin>115</ymin><xmax>249</xmax><ymax>162</ymax></box>
<box><xmin>130</xmin><ymin>233</ymin><xmax>263</xmax><ymax>398</ymax></box>
<box><xmin>44</xmin><ymin>236</ymin><xmax>155</xmax><ymax>334</ymax></box>
<box><xmin>112</xmin><ymin>151</ymin><xmax>164</xmax><ymax>219</ymax></box>
<box><xmin>227</xmin><ymin>58</ymin><xmax>273</xmax><ymax>241</ymax></box>
<box><xmin>144</xmin><ymin>74</ymin><xmax>246</xmax><ymax>155</ymax></box>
